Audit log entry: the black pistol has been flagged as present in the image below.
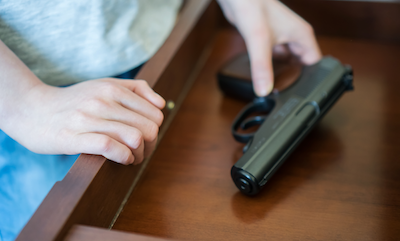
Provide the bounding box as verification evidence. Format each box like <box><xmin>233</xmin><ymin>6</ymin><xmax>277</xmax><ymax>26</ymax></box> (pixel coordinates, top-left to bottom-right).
<box><xmin>219</xmin><ymin>55</ymin><xmax>353</xmax><ymax>195</ymax></box>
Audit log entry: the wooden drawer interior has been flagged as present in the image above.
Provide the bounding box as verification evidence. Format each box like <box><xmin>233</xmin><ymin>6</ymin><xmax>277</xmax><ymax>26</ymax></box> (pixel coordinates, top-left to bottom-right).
<box><xmin>17</xmin><ymin>1</ymin><xmax>400</xmax><ymax>240</ymax></box>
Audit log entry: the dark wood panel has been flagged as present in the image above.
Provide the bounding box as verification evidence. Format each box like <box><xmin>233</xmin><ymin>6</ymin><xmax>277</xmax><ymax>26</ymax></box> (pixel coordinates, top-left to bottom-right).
<box><xmin>141</xmin><ymin>0</ymin><xmax>220</xmax><ymax>123</ymax></box>
<box><xmin>282</xmin><ymin>0</ymin><xmax>400</xmax><ymax>43</ymax></box>
<box><xmin>113</xmin><ymin>29</ymin><xmax>400</xmax><ymax>241</ymax></box>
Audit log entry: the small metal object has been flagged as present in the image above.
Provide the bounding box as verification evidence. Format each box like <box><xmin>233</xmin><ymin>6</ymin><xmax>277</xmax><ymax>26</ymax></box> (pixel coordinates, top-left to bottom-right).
<box><xmin>166</xmin><ymin>100</ymin><xmax>175</xmax><ymax>110</ymax></box>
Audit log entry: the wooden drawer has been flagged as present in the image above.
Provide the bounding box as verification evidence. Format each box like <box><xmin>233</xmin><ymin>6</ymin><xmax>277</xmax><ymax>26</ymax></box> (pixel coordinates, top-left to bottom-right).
<box><xmin>17</xmin><ymin>1</ymin><xmax>400</xmax><ymax>240</ymax></box>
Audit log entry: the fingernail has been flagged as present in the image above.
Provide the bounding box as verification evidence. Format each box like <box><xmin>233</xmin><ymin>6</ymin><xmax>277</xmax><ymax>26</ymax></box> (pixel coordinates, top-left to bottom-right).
<box><xmin>255</xmin><ymin>81</ymin><xmax>273</xmax><ymax>97</ymax></box>
<box><xmin>267</xmin><ymin>83</ymin><xmax>274</xmax><ymax>95</ymax></box>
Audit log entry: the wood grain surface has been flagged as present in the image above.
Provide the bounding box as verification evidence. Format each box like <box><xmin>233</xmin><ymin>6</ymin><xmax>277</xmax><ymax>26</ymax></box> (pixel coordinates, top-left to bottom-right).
<box><xmin>112</xmin><ymin>29</ymin><xmax>400</xmax><ymax>241</ymax></box>
<box><xmin>64</xmin><ymin>225</ymin><xmax>175</xmax><ymax>241</ymax></box>
<box><xmin>282</xmin><ymin>0</ymin><xmax>400</xmax><ymax>43</ymax></box>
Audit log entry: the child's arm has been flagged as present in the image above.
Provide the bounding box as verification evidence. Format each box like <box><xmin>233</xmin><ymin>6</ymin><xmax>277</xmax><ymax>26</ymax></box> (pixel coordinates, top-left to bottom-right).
<box><xmin>0</xmin><ymin>40</ymin><xmax>165</xmax><ymax>165</ymax></box>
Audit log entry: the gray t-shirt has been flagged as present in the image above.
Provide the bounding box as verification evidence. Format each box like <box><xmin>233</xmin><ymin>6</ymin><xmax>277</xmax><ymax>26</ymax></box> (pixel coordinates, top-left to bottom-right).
<box><xmin>0</xmin><ymin>0</ymin><xmax>182</xmax><ymax>86</ymax></box>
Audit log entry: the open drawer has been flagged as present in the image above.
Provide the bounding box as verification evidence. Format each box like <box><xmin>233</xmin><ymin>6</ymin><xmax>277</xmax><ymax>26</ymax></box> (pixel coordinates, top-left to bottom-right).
<box><xmin>17</xmin><ymin>1</ymin><xmax>400</xmax><ymax>240</ymax></box>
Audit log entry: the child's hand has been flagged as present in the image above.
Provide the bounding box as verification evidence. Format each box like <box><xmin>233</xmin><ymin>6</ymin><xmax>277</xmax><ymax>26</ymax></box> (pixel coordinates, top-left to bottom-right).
<box><xmin>217</xmin><ymin>0</ymin><xmax>322</xmax><ymax>96</ymax></box>
<box><xmin>6</xmin><ymin>78</ymin><xmax>165</xmax><ymax>165</ymax></box>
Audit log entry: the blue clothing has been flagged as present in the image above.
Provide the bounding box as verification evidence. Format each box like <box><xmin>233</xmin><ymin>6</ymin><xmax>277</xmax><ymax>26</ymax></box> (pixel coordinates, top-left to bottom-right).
<box><xmin>0</xmin><ymin>130</ymin><xmax>78</xmax><ymax>241</ymax></box>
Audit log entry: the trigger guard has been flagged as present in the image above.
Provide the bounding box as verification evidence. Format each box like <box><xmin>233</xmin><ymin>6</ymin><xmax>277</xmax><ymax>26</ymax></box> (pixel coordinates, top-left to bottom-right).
<box><xmin>240</xmin><ymin>115</ymin><xmax>267</xmax><ymax>130</ymax></box>
<box><xmin>231</xmin><ymin>97</ymin><xmax>275</xmax><ymax>143</ymax></box>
